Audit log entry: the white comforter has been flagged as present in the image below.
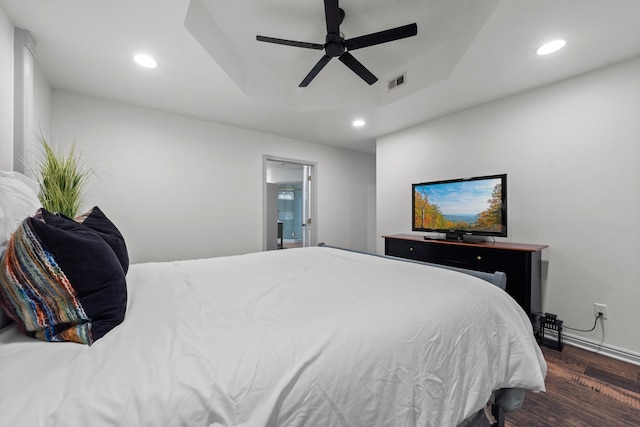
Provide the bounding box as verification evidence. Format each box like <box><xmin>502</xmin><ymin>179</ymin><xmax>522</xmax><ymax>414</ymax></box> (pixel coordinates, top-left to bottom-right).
<box><xmin>0</xmin><ymin>246</ymin><xmax>546</xmax><ymax>427</ymax></box>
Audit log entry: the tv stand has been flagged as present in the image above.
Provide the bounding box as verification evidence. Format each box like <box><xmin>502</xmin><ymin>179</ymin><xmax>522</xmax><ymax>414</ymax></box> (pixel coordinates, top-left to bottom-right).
<box><xmin>445</xmin><ymin>231</ymin><xmax>464</xmax><ymax>241</ymax></box>
<box><xmin>441</xmin><ymin>232</ymin><xmax>486</xmax><ymax>244</ymax></box>
<box><xmin>385</xmin><ymin>234</ymin><xmax>548</xmax><ymax>314</ymax></box>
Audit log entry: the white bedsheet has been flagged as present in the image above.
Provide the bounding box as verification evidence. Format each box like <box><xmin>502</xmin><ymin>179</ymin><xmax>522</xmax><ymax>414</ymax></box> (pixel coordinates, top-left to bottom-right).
<box><xmin>0</xmin><ymin>246</ymin><xmax>546</xmax><ymax>427</ymax></box>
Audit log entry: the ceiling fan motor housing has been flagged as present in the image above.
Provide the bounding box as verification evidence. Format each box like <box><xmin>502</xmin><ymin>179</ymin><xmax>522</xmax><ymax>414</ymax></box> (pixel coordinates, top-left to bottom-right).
<box><xmin>325</xmin><ymin>33</ymin><xmax>345</xmax><ymax>57</ymax></box>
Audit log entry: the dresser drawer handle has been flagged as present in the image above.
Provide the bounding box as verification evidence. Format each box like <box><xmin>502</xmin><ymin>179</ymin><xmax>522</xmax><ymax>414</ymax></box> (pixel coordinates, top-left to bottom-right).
<box><xmin>409</xmin><ymin>247</ymin><xmax>414</xmax><ymax>251</ymax></box>
<box><xmin>477</xmin><ymin>255</ymin><xmax>482</xmax><ymax>260</ymax></box>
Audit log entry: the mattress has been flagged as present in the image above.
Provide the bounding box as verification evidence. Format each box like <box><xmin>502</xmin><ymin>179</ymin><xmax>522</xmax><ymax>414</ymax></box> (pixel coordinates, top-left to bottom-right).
<box><xmin>0</xmin><ymin>246</ymin><xmax>546</xmax><ymax>426</ymax></box>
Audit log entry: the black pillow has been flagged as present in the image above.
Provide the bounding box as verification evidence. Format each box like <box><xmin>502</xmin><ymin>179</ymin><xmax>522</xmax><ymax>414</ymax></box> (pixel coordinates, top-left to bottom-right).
<box><xmin>75</xmin><ymin>206</ymin><xmax>129</xmax><ymax>273</ymax></box>
<box><xmin>0</xmin><ymin>208</ymin><xmax>127</xmax><ymax>344</ymax></box>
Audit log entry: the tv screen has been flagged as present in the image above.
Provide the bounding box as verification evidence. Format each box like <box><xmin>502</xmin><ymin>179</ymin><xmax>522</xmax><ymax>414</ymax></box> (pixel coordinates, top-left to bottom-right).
<box><xmin>412</xmin><ymin>174</ymin><xmax>507</xmax><ymax>239</ymax></box>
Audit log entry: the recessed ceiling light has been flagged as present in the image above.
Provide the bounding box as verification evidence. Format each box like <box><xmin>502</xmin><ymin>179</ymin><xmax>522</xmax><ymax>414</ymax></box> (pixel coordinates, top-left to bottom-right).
<box><xmin>536</xmin><ymin>39</ymin><xmax>566</xmax><ymax>56</ymax></box>
<box><xmin>352</xmin><ymin>119</ymin><xmax>366</xmax><ymax>127</ymax></box>
<box><xmin>134</xmin><ymin>54</ymin><xmax>158</xmax><ymax>68</ymax></box>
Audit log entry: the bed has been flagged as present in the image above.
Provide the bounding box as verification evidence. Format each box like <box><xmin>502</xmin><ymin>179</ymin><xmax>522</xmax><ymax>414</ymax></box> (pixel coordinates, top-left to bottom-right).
<box><xmin>0</xmin><ymin>172</ymin><xmax>546</xmax><ymax>427</ymax></box>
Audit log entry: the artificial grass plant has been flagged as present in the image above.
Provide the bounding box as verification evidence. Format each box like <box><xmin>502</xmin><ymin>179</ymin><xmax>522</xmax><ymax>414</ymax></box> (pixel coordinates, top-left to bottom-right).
<box><xmin>37</xmin><ymin>137</ymin><xmax>90</xmax><ymax>218</ymax></box>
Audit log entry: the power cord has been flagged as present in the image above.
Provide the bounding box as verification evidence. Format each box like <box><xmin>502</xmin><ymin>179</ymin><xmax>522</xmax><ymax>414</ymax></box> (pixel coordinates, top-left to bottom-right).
<box><xmin>564</xmin><ymin>313</ymin><xmax>603</xmax><ymax>332</ymax></box>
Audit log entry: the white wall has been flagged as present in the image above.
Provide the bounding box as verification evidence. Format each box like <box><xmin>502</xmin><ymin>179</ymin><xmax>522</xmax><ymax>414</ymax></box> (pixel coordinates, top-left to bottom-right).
<box><xmin>0</xmin><ymin>6</ymin><xmax>12</xmax><ymax>170</ymax></box>
<box><xmin>377</xmin><ymin>56</ymin><xmax>640</xmax><ymax>357</ymax></box>
<box><xmin>51</xmin><ymin>91</ymin><xmax>376</xmax><ymax>263</ymax></box>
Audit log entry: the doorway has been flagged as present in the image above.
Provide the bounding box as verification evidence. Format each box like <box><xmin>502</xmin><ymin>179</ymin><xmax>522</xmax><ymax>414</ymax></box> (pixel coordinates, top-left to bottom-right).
<box><xmin>264</xmin><ymin>157</ymin><xmax>316</xmax><ymax>251</ymax></box>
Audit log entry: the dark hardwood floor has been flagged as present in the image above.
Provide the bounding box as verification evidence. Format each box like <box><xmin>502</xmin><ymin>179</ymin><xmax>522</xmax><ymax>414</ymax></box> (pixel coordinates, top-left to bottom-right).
<box><xmin>476</xmin><ymin>344</ymin><xmax>640</xmax><ymax>426</ymax></box>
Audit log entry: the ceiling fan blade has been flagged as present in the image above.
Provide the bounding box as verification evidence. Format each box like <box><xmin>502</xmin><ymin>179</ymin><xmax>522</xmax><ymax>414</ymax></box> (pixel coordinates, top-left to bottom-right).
<box><xmin>257</xmin><ymin>35</ymin><xmax>324</xmax><ymax>50</ymax></box>
<box><xmin>299</xmin><ymin>55</ymin><xmax>332</xmax><ymax>87</ymax></box>
<box><xmin>338</xmin><ymin>52</ymin><xmax>378</xmax><ymax>85</ymax></box>
<box><xmin>324</xmin><ymin>0</ymin><xmax>341</xmax><ymax>35</ymax></box>
<box><xmin>344</xmin><ymin>23</ymin><xmax>417</xmax><ymax>51</ymax></box>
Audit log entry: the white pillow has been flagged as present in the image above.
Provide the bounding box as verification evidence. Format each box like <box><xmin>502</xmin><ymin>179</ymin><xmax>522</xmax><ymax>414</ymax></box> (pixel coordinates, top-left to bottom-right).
<box><xmin>0</xmin><ymin>171</ymin><xmax>41</xmax><ymax>244</ymax></box>
<box><xmin>0</xmin><ymin>171</ymin><xmax>41</xmax><ymax>330</ymax></box>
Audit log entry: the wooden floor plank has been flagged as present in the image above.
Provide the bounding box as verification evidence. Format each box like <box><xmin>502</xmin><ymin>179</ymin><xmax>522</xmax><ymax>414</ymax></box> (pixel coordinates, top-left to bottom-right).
<box><xmin>473</xmin><ymin>344</ymin><xmax>640</xmax><ymax>426</ymax></box>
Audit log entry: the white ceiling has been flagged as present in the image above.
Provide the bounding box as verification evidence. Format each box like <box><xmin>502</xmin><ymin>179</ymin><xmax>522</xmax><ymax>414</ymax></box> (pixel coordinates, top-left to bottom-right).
<box><xmin>185</xmin><ymin>0</ymin><xmax>500</xmax><ymax>111</ymax></box>
<box><xmin>2</xmin><ymin>0</ymin><xmax>640</xmax><ymax>153</ymax></box>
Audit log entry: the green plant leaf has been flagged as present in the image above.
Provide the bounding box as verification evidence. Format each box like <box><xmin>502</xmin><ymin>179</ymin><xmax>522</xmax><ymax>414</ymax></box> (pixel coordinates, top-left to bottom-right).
<box><xmin>37</xmin><ymin>137</ymin><xmax>90</xmax><ymax>218</ymax></box>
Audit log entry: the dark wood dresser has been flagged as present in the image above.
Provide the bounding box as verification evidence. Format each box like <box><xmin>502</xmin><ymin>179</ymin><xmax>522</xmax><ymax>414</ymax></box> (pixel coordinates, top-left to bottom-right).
<box><xmin>384</xmin><ymin>234</ymin><xmax>548</xmax><ymax>314</ymax></box>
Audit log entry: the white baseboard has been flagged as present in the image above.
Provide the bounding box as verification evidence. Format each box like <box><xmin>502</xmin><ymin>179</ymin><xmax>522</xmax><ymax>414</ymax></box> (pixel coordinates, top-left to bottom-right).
<box><xmin>561</xmin><ymin>332</ymin><xmax>640</xmax><ymax>367</ymax></box>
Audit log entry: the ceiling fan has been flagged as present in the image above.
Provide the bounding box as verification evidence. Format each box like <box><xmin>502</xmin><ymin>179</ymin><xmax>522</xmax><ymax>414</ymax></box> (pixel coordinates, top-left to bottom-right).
<box><xmin>256</xmin><ymin>0</ymin><xmax>418</xmax><ymax>87</ymax></box>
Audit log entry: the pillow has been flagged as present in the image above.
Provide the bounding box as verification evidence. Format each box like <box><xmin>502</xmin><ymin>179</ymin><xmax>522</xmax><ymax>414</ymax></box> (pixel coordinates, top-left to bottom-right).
<box><xmin>75</xmin><ymin>206</ymin><xmax>129</xmax><ymax>274</ymax></box>
<box><xmin>0</xmin><ymin>208</ymin><xmax>127</xmax><ymax>344</ymax></box>
<box><xmin>0</xmin><ymin>171</ymin><xmax>40</xmax><ymax>244</ymax></box>
<box><xmin>0</xmin><ymin>171</ymin><xmax>41</xmax><ymax>330</ymax></box>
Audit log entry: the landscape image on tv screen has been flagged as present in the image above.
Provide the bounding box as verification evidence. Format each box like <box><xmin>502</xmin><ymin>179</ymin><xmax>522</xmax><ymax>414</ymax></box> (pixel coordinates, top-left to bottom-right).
<box><xmin>413</xmin><ymin>177</ymin><xmax>504</xmax><ymax>233</ymax></box>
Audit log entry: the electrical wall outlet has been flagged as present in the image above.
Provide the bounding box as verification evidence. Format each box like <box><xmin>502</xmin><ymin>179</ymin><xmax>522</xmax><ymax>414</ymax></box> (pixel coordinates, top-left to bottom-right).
<box><xmin>594</xmin><ymin>303</ymin><xmax>608</xmax><ymax>319</ymax></box>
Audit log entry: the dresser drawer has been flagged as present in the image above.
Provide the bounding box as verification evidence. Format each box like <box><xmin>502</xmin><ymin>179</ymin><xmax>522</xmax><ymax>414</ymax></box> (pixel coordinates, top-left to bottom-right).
<box><xmin>433</xmin><ymin>245</ymin><xmax>504</xmax><ymax>272</ymax></box>
<box><xmin>385</xmin><ymin>238</ymin><xmax>427</xmax><ymax>261</ymax></box>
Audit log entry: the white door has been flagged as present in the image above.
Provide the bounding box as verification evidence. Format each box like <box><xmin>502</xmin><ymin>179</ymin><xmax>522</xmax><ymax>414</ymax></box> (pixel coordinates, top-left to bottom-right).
<box><xmin>265</xmin><ymin>183</ymin><xmax>279</xmax><ymax>251</ymax></box>
<box><xmin>302</xmin><ymin>165</ymin><xmax>312</xmax><ymax>247</ymax></box>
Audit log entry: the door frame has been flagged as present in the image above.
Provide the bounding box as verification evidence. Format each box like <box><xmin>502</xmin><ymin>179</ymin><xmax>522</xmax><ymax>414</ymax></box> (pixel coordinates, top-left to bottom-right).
<box><xmin>263</xmin><ymin>155</ymin><xmax>317</xmax><ymax>251</ymax></box>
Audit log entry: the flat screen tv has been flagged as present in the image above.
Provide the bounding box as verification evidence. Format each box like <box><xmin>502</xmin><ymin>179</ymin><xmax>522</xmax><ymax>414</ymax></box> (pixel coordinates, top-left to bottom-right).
<box><xmin>412</xmin><ymin>174</ymin><xmax>507</xmax><ymax>241</ymax></box>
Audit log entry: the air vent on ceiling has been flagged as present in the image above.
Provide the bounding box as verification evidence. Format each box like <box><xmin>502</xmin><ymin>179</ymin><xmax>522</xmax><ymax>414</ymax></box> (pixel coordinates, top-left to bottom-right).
<box><xmin>388</xmin><ymin>72</ymin><xmax>407</xmax><ymax>90</ymax></box>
